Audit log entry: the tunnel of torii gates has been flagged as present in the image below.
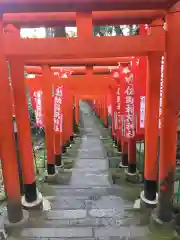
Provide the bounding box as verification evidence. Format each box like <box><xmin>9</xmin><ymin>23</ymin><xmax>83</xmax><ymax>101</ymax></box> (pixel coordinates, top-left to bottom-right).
<box><xmin>0</xmin><ymin>0</ymin><xmax>180</xmax><ymax>230</ymax></box>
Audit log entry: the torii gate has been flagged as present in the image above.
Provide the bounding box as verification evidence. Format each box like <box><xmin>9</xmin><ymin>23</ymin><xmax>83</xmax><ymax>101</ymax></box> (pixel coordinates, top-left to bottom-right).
<box><xmin>0</xmin><ymin>0</ymin><xmax>179</xmax><ymax>230</ymax></box>
<box><xmin>26</xmin><ymin>69</ymin><xmax>115</xmax><ymax>173</ymax></box>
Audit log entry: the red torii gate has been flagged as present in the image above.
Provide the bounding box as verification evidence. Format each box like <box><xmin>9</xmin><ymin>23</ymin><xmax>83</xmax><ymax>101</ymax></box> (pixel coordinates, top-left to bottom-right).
<box><xmin>0</xmin><ymin>0</ymin><xmax>179</xmax><ymax>231</ymax></box>
<box><xmin>3</xmin><ymin>10</ymin><xmax>165</xmax><ymax>26</ymax></box>
<box><xmin>26</xmin><ymin>70</ymin><xmax>115</xmax><ymax>170</ymax></box>
<box><xmin>0</xmin><ymin>0</ymin><xmax>177</xmax><ymax>12</ymax></box>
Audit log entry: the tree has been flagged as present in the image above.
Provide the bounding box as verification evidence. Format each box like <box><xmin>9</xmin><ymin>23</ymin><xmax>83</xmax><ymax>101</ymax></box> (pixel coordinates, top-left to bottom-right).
<box><xmin>94</xmin><ymin>25</ymin><xmax>139</xmax><ymax>37</ymax></box>
<box><xmin>46</xmin><ymin>27</ymin><xmax>67</xmax><ymax>37</ymax></box>
<box><xmin>53</xmin><ymin>27</ymin><xmax>67</xmax><ymax>37</ymax></box>
<box><xmin>94</xmin><ymin>26</ymin><xmax>114</xmax><ymax>36</ymax></box>
<box><xmin>129</xmin><ymin>25</ymin><xmax>139</xmax><ymax>36</ymax></box>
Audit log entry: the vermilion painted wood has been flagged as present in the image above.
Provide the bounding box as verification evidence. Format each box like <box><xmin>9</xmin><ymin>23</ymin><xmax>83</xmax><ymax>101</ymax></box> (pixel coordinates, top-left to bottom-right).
<box><xmin>25</xmin><ymin>65</ymin><xmax>129</xmax><ymax>74</ymax></box>
<box><xmin>3</xmin><ymin>10</ymin><xmax>165</xmax><ymax>27</ymax></box>
<box><xmin>26</xmin><ymin>72</ymin><xmax>116</xmax><ymax>91</ymax></box>
<box><xmin>41</xmin><ymin>66</ymin><xmax>55</xmax><ymax>165</ymax></box>
<box><xmin>3</xmin><ymin>34</ymin><xmax>165</xmax><ymax>58</ymax></box>
<box><xmin>0</xmin><ymin>21</ymin><xmax>21</xmax><ymax>203</ymax></box>
<box><xmin>26</xmin><ymin>57</ymin><xmax>137</xmax><ymax>66</ymax></box>
<box><xmin>0</xmin><ymin>0</ymin><xmax>177</xmax><ymax>13</ymax></box>
<box><xmin>10</xmin><ymin>60</ymin><xmax>37</xmax><ymax>185</ymax></box>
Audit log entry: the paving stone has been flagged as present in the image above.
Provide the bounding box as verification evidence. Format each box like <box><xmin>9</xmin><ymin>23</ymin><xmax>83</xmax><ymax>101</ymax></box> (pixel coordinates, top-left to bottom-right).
<box><xmin>94</xmin><ymin>226</ymin><xmax>150</xmax><ymax>238</ymax></box>
<box><xmin>89</xmin><ymin>209</ymin><xmax>117</xmax><ymax>218</ymax></box>
<box><xmin>53</xmin><ymin>187</ymin><xmax>123</xmax><ymax>197</ymax></box>
<box><xmin>75</xmin><ymin>159</ymin><xmax>107</xmax><ymax>170</ymax></box>
<box><xmin>50</xmin><ymin>198</ymin><xmax>86</xmax><ymax>209</ymax></box>
<box><xmin>28</xmin><ymin>219</ymin><xmax>71</xmax><ymax>228</ymax></box>
<box><xmin>22</xmin><ymin>238</ymin><xmax>95</xmax><ymax>240</ymax></box>
<box><xmin>70</xmin><ymin>173</ymin><xmax>110</xmax><ymax>186</ymax></box>
<box><xmin>28</xmin><ymin>217</ymin><xmax>130</xmax><ymax>228</ymax></box>
<box><xmin>44</xmin><ymin>210</ymin><xmax>87</xmax><ymax>220</ymax></box>
<box><xmin>85</xmin><ymin>196</ymin><xmax>131</xmax><ymax>211</ymax></box>
<box><xmin>21</xmin><ymin>227</ymin><xmax>93</xmax><ymax>238</ymax></box>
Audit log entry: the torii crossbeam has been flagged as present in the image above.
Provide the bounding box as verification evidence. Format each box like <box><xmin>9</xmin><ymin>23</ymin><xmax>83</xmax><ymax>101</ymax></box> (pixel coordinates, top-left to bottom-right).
<box><xmin>0</xmin><ymin>0</ymin><xmax>178</xmax><ymax>12</ymax></box>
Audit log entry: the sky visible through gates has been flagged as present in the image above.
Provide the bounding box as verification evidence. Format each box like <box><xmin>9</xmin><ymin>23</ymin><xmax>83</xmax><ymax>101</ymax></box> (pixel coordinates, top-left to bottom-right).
<box><xmin>20</xmin><ymin>26</ymin><xmax>131</xmax><ymax>38</ymax></box>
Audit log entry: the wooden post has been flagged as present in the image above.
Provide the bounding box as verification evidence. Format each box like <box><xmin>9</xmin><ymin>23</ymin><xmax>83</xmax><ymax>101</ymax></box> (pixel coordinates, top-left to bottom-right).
<box><xmin>156</xmin><ymin>12</ymin><xmax>180</xmax><ymax>222</ymax></box>
<box><xmin>111</xmin><ymin>87</ymin><xmax>116</xmax><ymax>141</ymax></box>
<box><xmin>10</xmin><ymin>59</ymin><xmax>40</xmax><ymax>206</ymax></box>
<box><xmin>103</xmin><ymin>97</ymin><xmax>108</xmax><ymax>127</ymax></box>
<box><xmin>139</xmin><ymin>21</ymin><xmax>162</xmax><ymax>206</ymax></box>
<box><xmin>54</xmin><ymin>135</ymin><xmax>62</xmax><ymax>166</ymax></box>
<box><xmin>120</xmin><ymin>141</ymin><xmax>128</xmax><ymax>167</ymax></box>
<box><xmin>42</xmin><ymin>66</ymin><xmax>55</xmax><ymax>175</ymax></box>
<box><xmin>76</xmin><ymin>12</ymin><xmax>92</xmax><ymax>39</ymax></box>
<box><xmin>141</xmin><ymin>51</ymin><xmax>161</xmax><ymax>204</ymax></box>
<box><xmin>54</xmin><ymin>85</ymin><xmax>63</xmax><ymax>167</ymax></box>
<box><xmin>75</xmin><ymin>96</ymin><xmax>79</xmax><ymax>126</ymax></box>
<box><xmin>69</xmin><ymin>94</ymin><xmax>74</xmax><ymax>142</ymax></box>
<box><xmin>127</xmin><ymin>139</ymin><xmax>137</xmax><ymax>173</ymax></box>
<box><xmin>62</xmin><ymin>86</ymin><xmax>69</xmax><ymax>152</ymax></box>
<box><xmin>0</xmin><ymin>20</ymin><xmax>23</xmax><ymax>223</ymax></box>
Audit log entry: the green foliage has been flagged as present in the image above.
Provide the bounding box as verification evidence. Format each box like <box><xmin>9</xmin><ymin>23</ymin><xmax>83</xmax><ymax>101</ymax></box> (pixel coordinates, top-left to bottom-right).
<box><xmin>94</xmin><ymin>25</ymin><xmax>139</xmax><ymax>37</ymax></box>
<box><xmin>26</xmin><ymin>87</ymin><xmax>36</xmax><ymax>125</ymax></box>
<box><xmin>28</xmin><ymin>102</ymin><xmax>36</xmax><ymax>125</ymax></box>
<box><xmin>94</xmin><ymin>26</ymin><xmax>115</xmax><ymax>36</ymax></box>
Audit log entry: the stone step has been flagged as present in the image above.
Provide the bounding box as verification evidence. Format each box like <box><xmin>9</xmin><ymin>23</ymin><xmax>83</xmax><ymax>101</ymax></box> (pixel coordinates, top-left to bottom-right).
<box><xmin>19</xmin><ymin>227</ymin><xmax>93</xmax><ymax>239</ymax></box>
<box><xmin>18</xmin><ymin>226</ymin><xmax>150</xmax><ymax>239</ymax></box>
<box><xmin>23</xmin><ymin>216</ymin><xmax>133</xmax><ymax>228</ymax></box>
<box><xmin>28</xmin><ymin>207</ymin><xmax>133</xmax><ymax>221</ymax></box>
<box><xmin>9</xmin><ymin>103</ymin><xmax>153</xmax><ymax>240</ymax></box>
<box><xmin>47</xmin><ymin>190</ymin><xmax>125</xmax><ymax>199</ymax></box>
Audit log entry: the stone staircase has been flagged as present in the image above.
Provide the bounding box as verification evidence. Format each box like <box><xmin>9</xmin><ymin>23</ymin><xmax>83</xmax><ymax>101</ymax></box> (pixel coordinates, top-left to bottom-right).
<box><xmin>8</xmin><ymin>101</ymin><xmax>159</xmax><ymax>240</ymax></box>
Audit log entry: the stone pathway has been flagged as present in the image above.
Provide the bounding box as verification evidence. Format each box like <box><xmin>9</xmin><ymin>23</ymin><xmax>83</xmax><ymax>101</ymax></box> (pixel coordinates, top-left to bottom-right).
<box><xmin>8</xmin><ymin>101</ymin><xmax>167</xmax><ymax>239</ymax></box>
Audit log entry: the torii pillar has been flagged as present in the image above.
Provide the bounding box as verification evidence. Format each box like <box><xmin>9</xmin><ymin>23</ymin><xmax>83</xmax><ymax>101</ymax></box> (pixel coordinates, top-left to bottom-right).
<box><xmin>0</xmin><ymin>20</ymin><xmax>26</xmax><ymax>225</ymax></box>
<box><xmin>10</xmin><ymin>59</ymin><xmax>43</xmax><ymax>208</ymax></box>
<box><xmin>5</xmin><ymin>24</ymin><xmax>42</xmax><ymax>208</ymax></box>
<box><xmin>75</xmin><ymin>96</ymin><xmax>80</xmax><ymax>126</ymax></box>
<box><xmin>42</xmin><ymin>66</ymin><xmax>56</xmax><ymax>176</ymax></box>
<box><xmin>140</xmin><ymin>20</ymin><xmax>162</xmax><ymax>207</ymax></box>
<box><xmin>155</xmin><ymin>11</ymin><xmax>180</xmax><ymax>223</ymax></box>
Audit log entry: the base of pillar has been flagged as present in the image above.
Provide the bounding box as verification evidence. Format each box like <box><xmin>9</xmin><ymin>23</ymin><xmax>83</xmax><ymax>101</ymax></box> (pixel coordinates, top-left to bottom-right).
<box><xmin>144</xmin><ymin>179</ymin><xmax>157</xmax><ymax>202</ymax></box>
<box><xmin>62</xmin><ymin>145</ymin><xmax>67</xmax><ymax>154</ymax></box>
<box><xmin>66</xmin><ymin>141</ymin><xmax>71</xmax><ymax>148</ymax></box>
<box><xmin>151</xmin><ymin>209</ymin><xmax>174</xmax><ymax>226</ymax></box>
<box><xmin>119</xmin><ymin>162</ymin><xmax>128</xmax><ymax>168</ymax></box>
<box><xmin>47</xmin><ymin>164</ymin><xmax>56</xmax><ymax>175</ymax></box>
<box><xmin>116</xmin><ymin>151</ymin><xmax>124</xmax><ymax>157</ymax></box>
<box><xmin>116</xmin><ymin>151</ymin><xmax>123</xmax><ymax>156</ymax></box>
<box><xmin>24</xmin><ymin>181</ymin><xmax>38</xmax><ymax>203</ymax></box>
<box><xmin>113</xmin><ymin>143</ymin><xmax>118</xmax><ymax>148</ymax></box>
<box><xmin>45</xmin><ymin>170</ymin><xmax>58</xmax><ymax>183</ymax></box>
<box><xmin>140</xmin><ymin>190</ymin><xmax>158</xmax><ymax>209</ymax></box>
<box><xmin>117</xmin><ymin>144</ymin><xmax>122</xmax><ymax>153</ymax></box>
<box><xmin>56</xmin><ymin>164</ymin><xmax>64</xmax><ymax>171</ymax></box>
<box><xmin>70</xmin><ymin>135</ymin><xmax>74</xmax><ymax>142</ymax></box>
<box><xmin>66</xmin><ymin>144</ymin><xmax>72</xmax><ymax>149</ymax></box>
<box><xmin>125</xmin><ymin>169</ymin><xmax>138</xmax><ymax>183</ymax></box>
<box><xmin>121</xmin><ymin>153</ymin><xmax>128</xmax><ymax>167</ymax></box>
<box><xmin>22</xmin><ymin>190</ymin><xmax>43</xmax><ymax>210</ymax></box>
<box><xmin>4</xmin><ymin>209</ymin><xmax>29</xmax><ymax>233</ymax></box>
<box><xmin>70</xmin><ymin>137</ymin><xmax>75</xmax><ymax>144</ymax></box>
<box><xmin>55</xmin><ymin>154</ymin><xmax>62</xmax><ymax>167</ymax></box>
<box><xmin>113</xmin><ymin>138</ymin><xmax>118</xmax><ymax>147</ymax></box>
